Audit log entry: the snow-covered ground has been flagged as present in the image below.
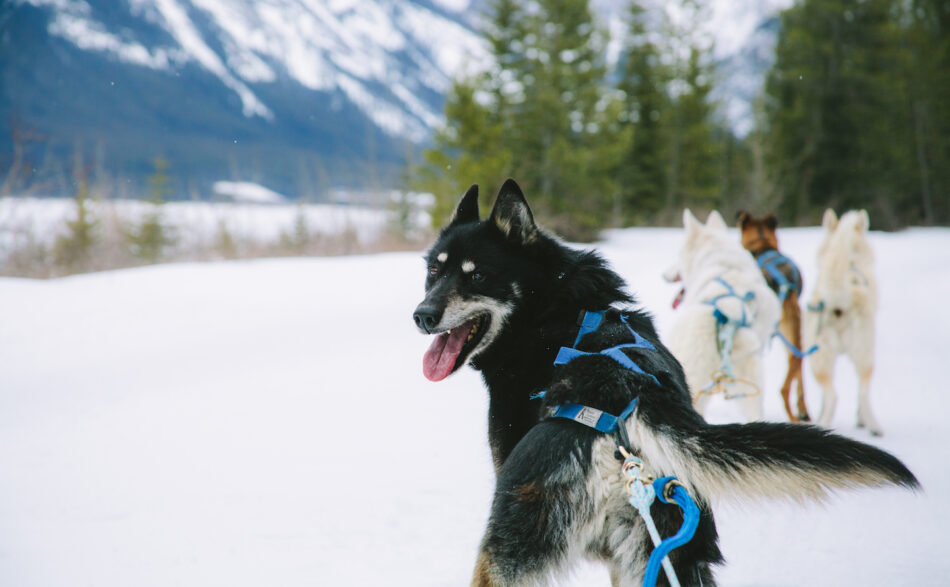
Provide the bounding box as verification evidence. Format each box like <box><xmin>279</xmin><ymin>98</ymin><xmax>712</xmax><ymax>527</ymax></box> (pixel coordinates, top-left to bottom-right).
<box><xmin>1</xmin><ymin>226</ymin><xmax>947</xmax><ymax>586</ymax></box>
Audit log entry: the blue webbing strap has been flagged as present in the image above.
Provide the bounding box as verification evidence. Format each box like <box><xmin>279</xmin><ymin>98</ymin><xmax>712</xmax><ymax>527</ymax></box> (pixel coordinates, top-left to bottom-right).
<box><xmin>756</xmin><ymin>250</ymin><xmax>801</xmax><ymax>302</ymax></box>
<box><xmin>774</xmin><ymin>330</ymin><xmax>818</xmax><ymax>359</ymax></box>
<box><xmin>555</xmin><ymin>346</ymin><xmax>660</xmax><ymax>386</ymax></box>
<box><xmin>573</xmin><ymin>310</ymin><xmax>606</xmax><ymax>347</ymax></box>
<box><xmin>546</xmin><ymin>398</ymin><xmax>639</xmax><ymax>434</ymax></box>
<box><xmin>642</xmin><ymin>477</ymin><xmax>701</xmax><ymax>587</ymax></box>
<box><xmin>545</xmin><ymin>310</ymin><xmax>656</xmax><ymax>429</ymax></box>
<box><xmin>559</xmin><ymin>310</ymin><xmax>659</xmax><ymax>386</ymax></box>
<box><xmin>704</xmin><ymin>277</ymin><xmax>755</xmax><ymax>328</ymax></box>
<box><xmin>533</xmin><ymin>311</ymin><xmax>659</xmax><ymax>402</ymax></box>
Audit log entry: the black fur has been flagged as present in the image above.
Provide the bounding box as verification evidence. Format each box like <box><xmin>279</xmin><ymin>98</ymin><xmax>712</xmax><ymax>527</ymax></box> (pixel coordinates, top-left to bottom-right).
<box><xmin>415</xmin><ymin>180</ymin><xmax>918</xmax><ymax>586</ymax></box>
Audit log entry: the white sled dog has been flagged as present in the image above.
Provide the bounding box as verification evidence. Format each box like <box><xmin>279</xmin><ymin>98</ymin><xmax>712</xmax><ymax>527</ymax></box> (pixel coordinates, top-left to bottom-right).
<box><xmin>804</xmin><ymin>209</ymin><xmax>881</xmax><ymax>434</ymax></box>
<box><xmin>665</xmin><ymin>210</ymin><xmax>780</xmax><ymax>420</ymax></box>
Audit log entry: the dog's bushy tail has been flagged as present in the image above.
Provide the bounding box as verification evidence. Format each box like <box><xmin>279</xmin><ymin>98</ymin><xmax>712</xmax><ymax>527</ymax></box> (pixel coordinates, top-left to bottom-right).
<box><xmin>637</xmin><ymin>421</ymin><xmax>919</xmax><ymax>503</ymax></box>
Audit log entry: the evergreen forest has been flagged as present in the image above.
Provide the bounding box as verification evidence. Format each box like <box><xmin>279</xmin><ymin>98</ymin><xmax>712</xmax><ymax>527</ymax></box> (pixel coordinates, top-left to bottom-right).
<box><xmin>413</xmin><ymin>0</ymin><xmax>950</xmax><ymax>239</ymax></box>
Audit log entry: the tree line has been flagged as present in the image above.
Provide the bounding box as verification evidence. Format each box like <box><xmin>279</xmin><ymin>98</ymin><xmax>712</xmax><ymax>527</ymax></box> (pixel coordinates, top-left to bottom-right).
<box><xmin>413</xmin><ymin>0</ymin><xmax>950</xmax><ymax>239</ymax></box>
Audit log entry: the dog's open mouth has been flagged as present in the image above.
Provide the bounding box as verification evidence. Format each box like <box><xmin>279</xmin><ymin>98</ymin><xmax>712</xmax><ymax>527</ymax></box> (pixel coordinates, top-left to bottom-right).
<box><xmin>422</xmin><ymin>314</ymin><xmax>491</xmax><ymax>382</ymax></box>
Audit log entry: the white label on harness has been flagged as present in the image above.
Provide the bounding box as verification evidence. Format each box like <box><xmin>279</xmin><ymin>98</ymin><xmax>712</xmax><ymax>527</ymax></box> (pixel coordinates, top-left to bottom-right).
<box><xmin>575</xmin><ymin>406</ymin><xmax>602</xmax><ymax>427</ymax></box>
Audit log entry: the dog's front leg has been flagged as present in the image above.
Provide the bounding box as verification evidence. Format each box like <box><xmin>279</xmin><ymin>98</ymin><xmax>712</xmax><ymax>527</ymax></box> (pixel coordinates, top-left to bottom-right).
<box><xmin>471</xmin><ymin>550</ymin><xmax>501</xmax><ymax>587</ymax></box>
<box><xmin>472</xmin><ymin>424</ymin><xmax>591</xmax><ymax>586</ymax></box>
<box><xmin>470</xmin><ymin>478</ymin><xmax>577</xmax><ymax>587</ymax></box>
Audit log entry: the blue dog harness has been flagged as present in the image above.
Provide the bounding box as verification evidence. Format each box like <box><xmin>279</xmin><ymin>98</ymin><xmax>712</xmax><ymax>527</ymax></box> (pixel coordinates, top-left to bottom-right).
<box><xmin>755</xmin><ymin>251</ymin><xmax>818</xmax><ymax>358</ymax></box>
<box><xmin>554</xmin><ymin>311</ymin><xmax>660</xmax><ymax>387</ymax></box>
<box><xmin>704</xmin><ymin>277</ymin><xmax>756</xmax><ymax>328</ymax></box>
<box><xmin>694</xmin><ymin>278</ymin><xmax>762</xmax><ymax>400</ymax></box>
<box><xmin>756</xmin><ymin>249</ymin><xmax>801</xmax><ymax>303</ymax></box>
<box><xmin>541</xmin><ymin>310</ymin><xmax>658</xmax><ymax>434</ymax></box>
<box><xmin>540</xmin><ymin>310</ymin><xmax>699</xmax><ymax>587</ymax></box>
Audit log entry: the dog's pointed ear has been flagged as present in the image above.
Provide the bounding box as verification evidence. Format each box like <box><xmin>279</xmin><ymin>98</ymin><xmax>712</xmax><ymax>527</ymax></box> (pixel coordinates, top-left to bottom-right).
<box><xmin>736</xmin><ymin>210</ymin><xmax>750</xmax><ymax>229</ymax></box>
<box><xmin>683</xmin><ymin>208</ymin><xmax>701</xmax><ymax>234</ymax></box>
<box><xmin>489</xmin><ymin>179</ymin><xmax>537</xmax><ymax>244</ymax></box>
<box><xmin>706</xmin><ymin>210</ymin><xmax>728</xmax><ymax>232</ymax></box>
<box><xmin>822</xmin><ymin>208</ymin><xmax>838</xmax><ymax>232</ymax></box>
<box><xmin>764</xmin><ymin>213</ymin><xmax>778</xmax><ymax>231</ymax></box>
<box><xmin>856</xmin><ymin>209</ymin><xmax>870</xmax><ymax>232</ymax></box>
<box><xmin>449</xmin><ymin>184</ymin><xmax>480</xmax><ymax>226</ymax></box>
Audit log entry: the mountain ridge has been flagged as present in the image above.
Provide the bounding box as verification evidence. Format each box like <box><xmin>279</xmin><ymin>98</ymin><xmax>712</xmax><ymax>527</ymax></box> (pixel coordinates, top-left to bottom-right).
<box><xmin>1</xmin><ymin>0</ymin><xmax>784</xmax><ymax>199</ymax></box>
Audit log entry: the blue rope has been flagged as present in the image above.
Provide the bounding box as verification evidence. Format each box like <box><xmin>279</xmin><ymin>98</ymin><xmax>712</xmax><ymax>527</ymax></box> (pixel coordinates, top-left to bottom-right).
<box><xmin>642</xmin><ymin>477</ymin><xmax>701</xmax><ymax>587</ymax></box>
<box><xmin>774</xmin><ymin>329</ymin><xmax>818</xmax><ymax>359</ymax></box>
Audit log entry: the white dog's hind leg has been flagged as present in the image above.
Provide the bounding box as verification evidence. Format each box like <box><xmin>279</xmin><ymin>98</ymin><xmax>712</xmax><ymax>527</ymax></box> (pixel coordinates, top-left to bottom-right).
<box><xmin>732</xmin><ymin>349</ymin><xmax>764</xmax><ymax>422</ymax></box>
<box><xmin>811</xmin><ymin>352</ymin><xmax>837</xmax><ymax>428</ymax></box>
<box><xmin>855</xmin><ymin>365</ymin><xmax>883</xmax><ymax>436</ymax></box>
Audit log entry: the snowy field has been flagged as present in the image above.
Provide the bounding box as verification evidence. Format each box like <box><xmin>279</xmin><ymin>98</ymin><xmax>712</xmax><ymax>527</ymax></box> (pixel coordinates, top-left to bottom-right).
<box><xmin>1</xmin><ymin>226</ymin><xmax>948</xmax><ymax>586</ymax></box>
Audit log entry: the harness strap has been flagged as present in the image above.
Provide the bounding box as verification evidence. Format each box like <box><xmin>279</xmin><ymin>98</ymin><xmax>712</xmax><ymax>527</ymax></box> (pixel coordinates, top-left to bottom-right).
<box><xmin>698</xmin><ymin>278</ymin><xmax>761</xmax><ymax>401</ymax></box>
<box><xmin>554</xmin><ymin>345</ymin><xmax>660</xmax><ymax>386</ymax></box>
<box><xmin>557</xmin><ymin>310</ymin><xmax>660</xmax><ymax>386</ymax></box>
<box><xmin>573</xmin><ymin>309</ymin><xmax>605</xmax><ymax>346</ymax></box>
<box><xmin>756</xmin><ymin>250</ymin><xmax>801</xmax><ymax>302</ymax></box>
<box><xmin>806</xmin><ymin>300</ymin><xmax>826</xmax><ymax>338</ymax></box>
<box><xmin>774</xmin><ymin>330</ymin><xmax>818</xmax><ymax>359</ymax></box>
<box><xmin>543</xmin><ymin>310</ymin><xmax>698</xmax><ymax>586</ymax></box>
<box><xmin>704</xmin><ymin>277</ymin><xmax>756</xmax><ymax>328</ymax></box>
<box><xmin>850</xmin><ymin>262</ymin><xmax>869</xmax><ymax>286</ymax></box>
<box><xmin>545</xmin><ymin>398</ymin><xmax>639</xmax><ymax>434</ymax></box>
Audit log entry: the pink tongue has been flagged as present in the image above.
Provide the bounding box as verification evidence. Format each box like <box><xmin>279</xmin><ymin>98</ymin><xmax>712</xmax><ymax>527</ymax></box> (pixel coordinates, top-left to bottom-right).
<box><xmin>672</xmin><ymin>287</ymin><xmax>685</xmax><ymax>310</ymax></box>
<box><xmin>423</xmin><ymin>322</ymin><xmax>474</xmax><ymax>382</ymax></box>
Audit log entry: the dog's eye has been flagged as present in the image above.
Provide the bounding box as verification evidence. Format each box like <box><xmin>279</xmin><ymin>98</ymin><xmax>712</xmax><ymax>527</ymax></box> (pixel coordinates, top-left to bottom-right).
<box><xmin>472</xmin><ymin>271</ymin><xmax>485</xmax><ymax>282</ymax></box>
<box><xmin>428</xmin><ymin>265</ymin><xmax>438</xmax><ymax>276</ymax></box>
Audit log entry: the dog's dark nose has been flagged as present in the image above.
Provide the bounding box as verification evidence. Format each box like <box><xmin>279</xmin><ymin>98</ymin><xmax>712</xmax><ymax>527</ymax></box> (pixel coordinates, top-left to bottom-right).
<box><xmin>413</xmin><ymin>304</ymin><xmax>441</xmax><ymax>333</ymax></box>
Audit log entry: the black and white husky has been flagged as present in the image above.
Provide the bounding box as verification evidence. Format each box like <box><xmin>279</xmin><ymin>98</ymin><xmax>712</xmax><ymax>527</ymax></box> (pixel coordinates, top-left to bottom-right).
<box><xmin>413</xmin><ymin>180</ymin><xmax>918</xmax><ymax>586</ymax></box>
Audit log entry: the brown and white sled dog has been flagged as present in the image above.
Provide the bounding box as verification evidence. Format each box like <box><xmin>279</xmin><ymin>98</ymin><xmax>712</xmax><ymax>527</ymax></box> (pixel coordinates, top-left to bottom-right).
<box><xmin>805</xmin><ymin>209</ymin><xmax>881</xmax><ymax>434</ymax></box>
<box><xmin>737</xmin><ymin>211</ymin><xmax>811</xmax><ymax>423</ymax></box>
<box><xmin>664</xmin><ymin>209</ymin><xmax>780</xmax><ymax>421</ymax></box>
<box><xmin>413</xmin><ymin>180</ymin><xmax>916</xmax><ymax>586</ymax></box>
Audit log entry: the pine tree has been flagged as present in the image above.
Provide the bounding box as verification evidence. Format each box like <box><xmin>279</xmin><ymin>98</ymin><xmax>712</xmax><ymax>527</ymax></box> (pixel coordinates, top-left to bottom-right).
<box><xmin>127</xmin><ymin>156</ymin><xmax>175</xmax><ymax>263</ymax></box>
<box><xmin>53</xmin><ymin>163</ymin><xmax>98</xmax><ymax>274</ymax></box>
<box><xmin>414</xmin><ymin>79</ymin><xmax>511</xmax><ymax>225</ymax></box>
<box><xmin>617</xmin><ymin>0</ymin><xmax>670</xmax><ymax>223</ymax></box>
<box><xmin>663</xmin><ymin>0</ymin><xmax>725</xmax><ymax>215</ymax></box>
<box><xmin>415</xmin><ymin>0</ymin><xmax>625</xmax><ymax>240</ymax></box>
<box><xmin>763</xmin><ymin>0</ymin><xmax>914</xmax><ymax>226</ymax></box>
<box><xmin>508</xmin><ymin>0</ymin><xmax>625</xmax><ymax>238</ymax></box>
<box><xmin>904</xmin><ymin>0</ymin><xmax>950</xmax><ymax>224</ymax></box>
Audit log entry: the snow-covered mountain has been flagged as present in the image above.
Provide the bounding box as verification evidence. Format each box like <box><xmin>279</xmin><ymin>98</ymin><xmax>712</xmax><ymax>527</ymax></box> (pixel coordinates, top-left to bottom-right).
<box><xmin>14</xmin><ymin>0</ymin><xmax>487</xmax><ymax>139</ymax></box>
<box><xmin>595</xmin><ymin>0</ymin><xmax>791</xmax><ymax>136</ymax></box>
<box><xmin>1</xmin><ymin>0</ymin><xmax>785</xmax><ymax>197</ymax></box>
<box><xmin>1</xmin><ymin>0</ymin><xmax>486</xmax><ymax>195</ymax></box>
